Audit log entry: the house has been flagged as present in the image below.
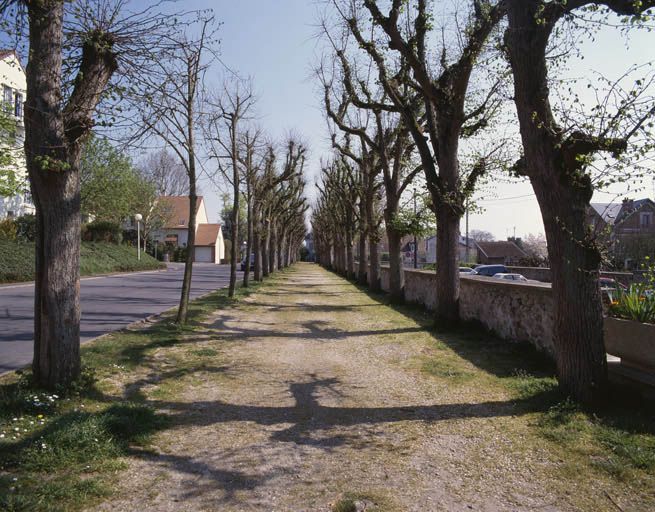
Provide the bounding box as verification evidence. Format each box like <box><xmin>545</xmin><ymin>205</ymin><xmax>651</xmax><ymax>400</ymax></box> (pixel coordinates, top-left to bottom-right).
<box><xmin>589</xmin><ymin>198</ymin><xmax>655</xmax><ymax>237</ymax></box>
<box><xmin>425</xmin><ymin>235</ymin><xmax>477</xmax><ymax>264</ymax></box>
<box><xmin>475</xmin><ymin>240</ymin><xmax>527</xmax><ymax>265</ymax></box>
<box><xmin>588</xmin><ymin>198</ymin><xmax>655</xmax><ymax>267</ymax></box>
<box><xmin>152</xmin><ymin>195</ymin><xmax>225</xmax><ymax>263</ymax></box>
<box><xmin>0</xmin><ymin>49</ymin><xmax>34</xmax><ymax>219</ymax></box>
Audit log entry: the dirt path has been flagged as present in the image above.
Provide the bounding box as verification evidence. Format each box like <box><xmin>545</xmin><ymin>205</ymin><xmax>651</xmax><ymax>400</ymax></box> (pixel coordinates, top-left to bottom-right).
<box><xmin>97</xmin><ymin>264</ymin><xmax>652</xmax><ymax>511</ymax></box>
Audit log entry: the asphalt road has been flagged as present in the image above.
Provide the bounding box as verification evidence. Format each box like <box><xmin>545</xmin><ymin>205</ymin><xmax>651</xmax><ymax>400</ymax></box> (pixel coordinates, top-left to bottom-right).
<box><xmin>0</xmin><ymin>263</ymin><xmax>240</xmax><ymax>374</ymax></box>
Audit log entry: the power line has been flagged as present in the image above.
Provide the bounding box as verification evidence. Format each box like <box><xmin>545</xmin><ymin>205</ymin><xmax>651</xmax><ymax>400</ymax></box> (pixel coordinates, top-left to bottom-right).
<box><xmin>480</xmin><ymin>193</ymin><xmax>536</xmax><ymax>202</ymax></box>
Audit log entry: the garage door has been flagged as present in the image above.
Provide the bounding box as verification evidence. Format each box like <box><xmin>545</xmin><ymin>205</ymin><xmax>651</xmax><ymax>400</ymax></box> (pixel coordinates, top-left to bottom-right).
<box><xmin>195</xmin><ymin>247</ymin><xmax>213</xmax><ymax>263</ymax></box>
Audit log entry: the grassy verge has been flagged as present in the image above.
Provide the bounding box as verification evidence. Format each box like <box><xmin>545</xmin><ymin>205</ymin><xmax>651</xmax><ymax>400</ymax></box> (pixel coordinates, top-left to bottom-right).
<box><xmin>0</xmin><ymin>240</ymin><xmax>164</xmax><ymax>284</ymax></box>
<box><xmin>349</xmin><ymin>278</ymin><xmax>655</xmax><ymax>498</ymax></box>
<box><xmin>0</xmin><ymin>276</ymin><xmax>265</xmax><ymax>512</ymax></box>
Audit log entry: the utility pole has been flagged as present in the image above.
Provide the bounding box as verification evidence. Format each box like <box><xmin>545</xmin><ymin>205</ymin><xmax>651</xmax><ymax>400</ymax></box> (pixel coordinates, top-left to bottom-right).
<box><xmin>413</xmin><ymin>187</ymin><xmax>418</xmax><ymax>269</ymax></box>
<box><xmin>465</xmin><ymin>198</ymin><xmax>470</xmax><ymax>264</ymax></box>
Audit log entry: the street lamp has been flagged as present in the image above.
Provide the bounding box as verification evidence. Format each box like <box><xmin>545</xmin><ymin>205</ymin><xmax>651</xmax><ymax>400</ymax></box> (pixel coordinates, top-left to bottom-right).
<box><xmin>135</xmin><ymin>213</ymin><xmax>143</xmax><ymax>261</ymax></box>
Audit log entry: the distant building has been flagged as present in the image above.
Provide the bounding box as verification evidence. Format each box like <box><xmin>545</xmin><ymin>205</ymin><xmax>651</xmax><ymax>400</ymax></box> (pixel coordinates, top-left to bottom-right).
<box><xmin>0</xmin><ymin>49</ymin><xmax>33</xmax><ymax>219</ymax></box>
<box><xmin>475</xmin><ymin>240</ymin><xmax>527</xmax><ymax>265</ymax></box>
<box><xmin>588</xmin><ymin>198</ymin><xmax>655</xmax><ymax>268</ymax></box>
<box><xmin>151</xmin><ymin>196</ymin><xmax>225</xmax><ymax>263</ymax></box>
<box><xmin>425</xmin><ymin>235</ymin><xmax>477</xmax><ymax>264</ymax></box>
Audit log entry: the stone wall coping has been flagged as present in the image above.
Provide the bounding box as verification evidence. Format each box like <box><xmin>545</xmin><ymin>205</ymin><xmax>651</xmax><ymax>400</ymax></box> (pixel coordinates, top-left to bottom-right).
<box><xmin>460</xmin><ymin>274</ymin><xmax>553</xmax><ymax>293</ymax></box>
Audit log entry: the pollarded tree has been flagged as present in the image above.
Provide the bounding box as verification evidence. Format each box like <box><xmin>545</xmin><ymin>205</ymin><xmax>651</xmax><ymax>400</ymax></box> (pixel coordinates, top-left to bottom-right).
<box><xmin>137</xmin><ymin>16</ymin><xmax>217</xmax><ymax>322</ymax></box>
<box><xmin>504</xmin><ymin>0</ymin><xmax>655</xmax><ymax>404</ymax></box>
<box><xmin>0</xmin><ymin>0</ymin><xmax>209</xmax><ymax>387</ymax></box>
<box><xmin>205</xmin><ymin>78</ymin><xmax>256</xmax><ymax>297</ymax></box>
<box><xmin>319</xmin><ymin>53</ymin><xmax>422</xmax><ymax>299</ymax></box>
<box><xmin>336</xmin><ymin>0</ymin><xmax>506</xmax><ymax>322</ymax></box>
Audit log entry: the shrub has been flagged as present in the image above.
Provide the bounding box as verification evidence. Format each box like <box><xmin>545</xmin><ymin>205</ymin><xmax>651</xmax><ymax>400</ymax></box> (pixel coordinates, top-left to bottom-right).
<box><xmin>173</xmin><ymin>245</ymin><xmax>188</xmax><ymax>262</ymax></box>
<box><xmin>84</xmin><ymin>221</ymin><xmax>123</xmax><ymax>244</ymax></box>
<box><xmin>0</xmin><ymin>218</ymin><xmax>17</xmax><ymax>240</ymax></box>
<box><xmin>608</xmin><ymin>283</ymin><xmax>655</xmax><ymax>324</ymax></box>
<box><xmin>14</xmin><ymin>214</ymin><xmax>36</xmax><ymax>241</ymax></box>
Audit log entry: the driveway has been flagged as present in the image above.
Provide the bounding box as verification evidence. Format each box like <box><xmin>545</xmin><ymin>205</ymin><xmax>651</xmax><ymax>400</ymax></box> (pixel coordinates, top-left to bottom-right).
<box><xmin>0</xmin><ymin>263</ymin><xmax>241</xmax><ymax>374</ymax></box>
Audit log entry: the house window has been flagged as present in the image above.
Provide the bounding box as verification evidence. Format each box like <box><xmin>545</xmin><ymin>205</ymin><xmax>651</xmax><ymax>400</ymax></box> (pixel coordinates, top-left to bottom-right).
<box><xmin>2</xmin><ymin>86</ymin><xmax>12</xmax><ymax>111</ymax></box>
<box><xmin>14</xmin><ymin>92</ymin><xmax>22</xmax><ymax>118</ymax></box>
<box><xmin>7</xmin><ymin>210</ymin><xmax>15</xmax><ymax>218</ymax></box>
<box><xmin>22</xmin><ymin>189</ymin><xmax>32</xmax><ymax>205</ymax></box>
<box><xmin>641</xmin><ymin>212</ymin><xmax>652</xmax><ymax>228</ymax></box>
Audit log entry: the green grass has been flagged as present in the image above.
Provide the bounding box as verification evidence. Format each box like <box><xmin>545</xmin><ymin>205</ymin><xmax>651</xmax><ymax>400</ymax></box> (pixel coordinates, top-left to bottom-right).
<box><xmin>0</xmin><ymin>240</ymin><xmax>164</xmax><ymax>283</ymax></box>
<box><xmin>332</xmin><ymin>491</ymin><xmax>395</xmax><ymax>512</ymax></box>
<box><xmin>351</xmin><ymin>279</ymin><xmax>655</xmax><ymax>488</ymax></box>
<box><xmin>0</xmin><ymin>273</ymin><xmax>269</xmax><ymax>511</ymax></box>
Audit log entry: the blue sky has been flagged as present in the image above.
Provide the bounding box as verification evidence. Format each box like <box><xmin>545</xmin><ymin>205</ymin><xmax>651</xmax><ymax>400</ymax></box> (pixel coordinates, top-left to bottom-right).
<box><xmin>7</xmin><ymin>1</ymin><xmax>654</xmax><ymax>239</ymax></box>
<box><xmin>188</xmin><ymin>1</ymin><xmax>655</xmax><ymax>239</ymax></box>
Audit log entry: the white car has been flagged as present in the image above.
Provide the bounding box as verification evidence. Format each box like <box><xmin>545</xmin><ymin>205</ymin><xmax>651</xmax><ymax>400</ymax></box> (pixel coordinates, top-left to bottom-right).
<box><xmin>492</xmin><ymin>273</ymin><xmax>528</xmax><ymax>282</ymax></box>
<box><xmin>459</xmin><ymin>266</ymin><xmax>475</xmax><ymax>273</ymax></box>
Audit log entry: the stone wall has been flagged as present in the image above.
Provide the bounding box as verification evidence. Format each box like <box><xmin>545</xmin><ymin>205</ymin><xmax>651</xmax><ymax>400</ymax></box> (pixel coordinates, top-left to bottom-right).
<box><xmin>374</xmin><ymin>265</ymin><xmax>555</xmax><ymax>355</ymax></box>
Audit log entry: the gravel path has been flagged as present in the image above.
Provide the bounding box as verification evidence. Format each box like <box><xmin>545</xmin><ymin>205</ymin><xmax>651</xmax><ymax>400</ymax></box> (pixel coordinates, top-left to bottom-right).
<box><xmin>96</xmin><ymin>264</ymin><xmax>651</xmax><ymax>512</ymax></box>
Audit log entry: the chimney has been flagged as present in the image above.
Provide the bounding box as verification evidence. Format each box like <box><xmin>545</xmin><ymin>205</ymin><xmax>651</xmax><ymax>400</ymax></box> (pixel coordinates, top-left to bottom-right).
<box><xmin>622</xmin><ymin>198</ymin><xmax>634</xmax><ymax>211</ymax></box>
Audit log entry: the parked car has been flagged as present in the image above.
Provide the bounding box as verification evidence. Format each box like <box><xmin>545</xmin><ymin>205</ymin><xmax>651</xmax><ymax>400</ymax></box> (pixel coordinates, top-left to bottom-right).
<box><xmin>240</xmin><ymin>253</ymin><xmax>255</xmax><ymax>271</ymax></box>
<box><xmin>493</xmin><ymin>273</ymin><xmax>528</xmax><ymax>282</ymax></box>
<box><xmin>459</xmin><ymin>266</ymin><xmax>475</xmax><ymax>274</ymax></box>
<box><xmin>472</xmin><ymin>264</ymin><xmax>508</xmax><ymax>277</ymax></box>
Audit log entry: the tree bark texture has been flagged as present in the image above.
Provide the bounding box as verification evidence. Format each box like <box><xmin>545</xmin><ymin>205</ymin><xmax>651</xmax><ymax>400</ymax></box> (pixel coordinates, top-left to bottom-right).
<box><xmin>26</xmin><ymin>1</ymin><xmax>117</xmax><ymax>388</ymax></box>
<box><xmin>506</xmin><ymin>0</ymin><xmax>607</xmax><ymax>403</ymax></box>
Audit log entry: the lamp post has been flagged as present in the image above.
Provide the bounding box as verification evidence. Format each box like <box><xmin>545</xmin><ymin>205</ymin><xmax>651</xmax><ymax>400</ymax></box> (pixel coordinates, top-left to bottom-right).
<box><xmin>135</xmin><ymin>213</ymin><xmax>143</xmax><ymax>261</ymax></box>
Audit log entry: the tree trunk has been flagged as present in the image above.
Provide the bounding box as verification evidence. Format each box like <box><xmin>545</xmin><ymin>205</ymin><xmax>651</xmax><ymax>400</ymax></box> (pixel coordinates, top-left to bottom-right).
<box><xmin>357</xmin><ymin>234</ymin><xmax>367</xmax><ymax>285</ymax></box>
<box><xmin>387</xmin><ymin>227</ymin><xmax>404</xmax><ymax>302</ymax></box>
<box><xmin>262</xmin><ymin>221</ymin><xmax>270</xmax><ymax>277</ymax></box>
<box><xmin>346</xmin><ymin>229</ymin><xmax>355</xmax><ymax>280</ymax></box>
<box><xmin>177</xmin><ymin>189</ymin><xmax>197</xmax><ymax>323</ymax></box>
<box><xmin>434</xmin><ymin>203</ymin><xmax>460</xmax><ymax>324</ymax></box>
<box><xmin>368</xmin><ymin>235</ymin><xmax>381</xmax><ymax>291</ymax></box>
<box><xmin>506</xmin><ymin>0</ymin><xmax>608</xmax><ymax>404</ymax></box>
<box><xmin>243</xmin><ymin>193</ymin><xmax>253</xmax><ymax>287</ymax></box>
<box><xmin>253</xmin><ymin>205</ymin><xmax>262</xmax><ymax>281</ymax></box>
<box><xmin>269</xmin><ymin>221</ymin><xmax>277</xmax><ymax>273</ymax></box>
<box><xmin>278</xmin><ymin>231</ymin><xmax>286</xmax><ymax>269</ymax></box>
<box><xmin>228</xmin><ymin>138</ymin><xmax>239</xmax><ymax>298</ymax></box>
<box><xmin>26</xmin><ymin>2</ymin><xmax>116</xmax><ymax>388</ymax></box>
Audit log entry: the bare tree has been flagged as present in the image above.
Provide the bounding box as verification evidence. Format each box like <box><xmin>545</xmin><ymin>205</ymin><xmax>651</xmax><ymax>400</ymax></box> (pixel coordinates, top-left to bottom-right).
<box><xmin>238</xmin><ymin>128</ymin><xmax>267</xmax><ymax>287</ymax></box>
<box><xmin>138</xmin><ymin>149</ymin><xmax>189</xmax><ymax>196</ymax></box>
<box><xmin>470</xmin><ymin>229</ymin><xmax>495</xmax><ymax>242</ymax></box>
<box><xmin>205</xmin><ymin>78</ymin><xmax>256</xmax><ymax>297</ymax></box>
<box><xmin>137</xmin><ymin>15</ymin><xmax>217</xmax><ymax>324</ymax></box>
<box><xmin>0</xmin><ymin>0</ymin><xmax>184</xmax><ymax>388</ymax></box>
<box><xmin>504</xmin><ymin>0</ymin><xmax>655</xmax><ymax>404</ymax></box>
<box><xmin>331</xmin><ymin>0</ymin><xmax>506</xmax><ymax>322</ymax></box>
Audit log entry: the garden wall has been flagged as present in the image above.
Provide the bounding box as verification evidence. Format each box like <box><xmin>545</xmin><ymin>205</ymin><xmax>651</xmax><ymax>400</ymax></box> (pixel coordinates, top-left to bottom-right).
<box><xmin>374</xmin><ymin>266</ymin><xmax>556</xmax><ymax>355</ymax></box>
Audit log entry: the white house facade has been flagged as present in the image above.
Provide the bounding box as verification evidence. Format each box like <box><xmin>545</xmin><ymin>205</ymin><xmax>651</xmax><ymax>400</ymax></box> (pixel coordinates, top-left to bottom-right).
<box><xmin>0</xmin><ymin>49</ymin><xmax>33</xmax><ymax>219</ymax></box>
<box><xmin>152</xmin><ymin>195</ymin><xmax>225</xmax><ymax>263</ymax></box>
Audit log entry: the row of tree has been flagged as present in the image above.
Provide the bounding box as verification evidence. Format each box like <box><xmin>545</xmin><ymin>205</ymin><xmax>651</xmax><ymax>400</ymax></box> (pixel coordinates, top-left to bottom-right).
<box><xmin>0</xmin><ymin>1</ymin><xmax>307</xmax><ymax>391</ymax></box>
<box><xmin>312</xmin><ymin>0</ymin><xmax>655</xmax><ymax>405</ymax></box>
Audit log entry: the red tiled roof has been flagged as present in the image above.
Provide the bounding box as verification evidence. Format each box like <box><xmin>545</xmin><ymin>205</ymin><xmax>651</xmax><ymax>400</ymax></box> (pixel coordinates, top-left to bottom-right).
<box><xmin>159</xmin><ymin>196</ymin><xmax>204</xmax><ymax>229</ymax></box>
<box><xmin>195</xmin><ymin>224</ymin><xmax>221</xmax><ymax>246</ymax></box>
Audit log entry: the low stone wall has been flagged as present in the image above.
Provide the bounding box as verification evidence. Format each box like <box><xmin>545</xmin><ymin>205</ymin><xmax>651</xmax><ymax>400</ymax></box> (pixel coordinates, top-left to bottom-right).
<box><xmin>459</xmin><ymin>276</ymin><xmax>555</xmax><ymax>355</ymax></box>
<box><xmin>375</xmin><ymin>265</ymin><xmax>555</xmax><ymax>355</ymax></box>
